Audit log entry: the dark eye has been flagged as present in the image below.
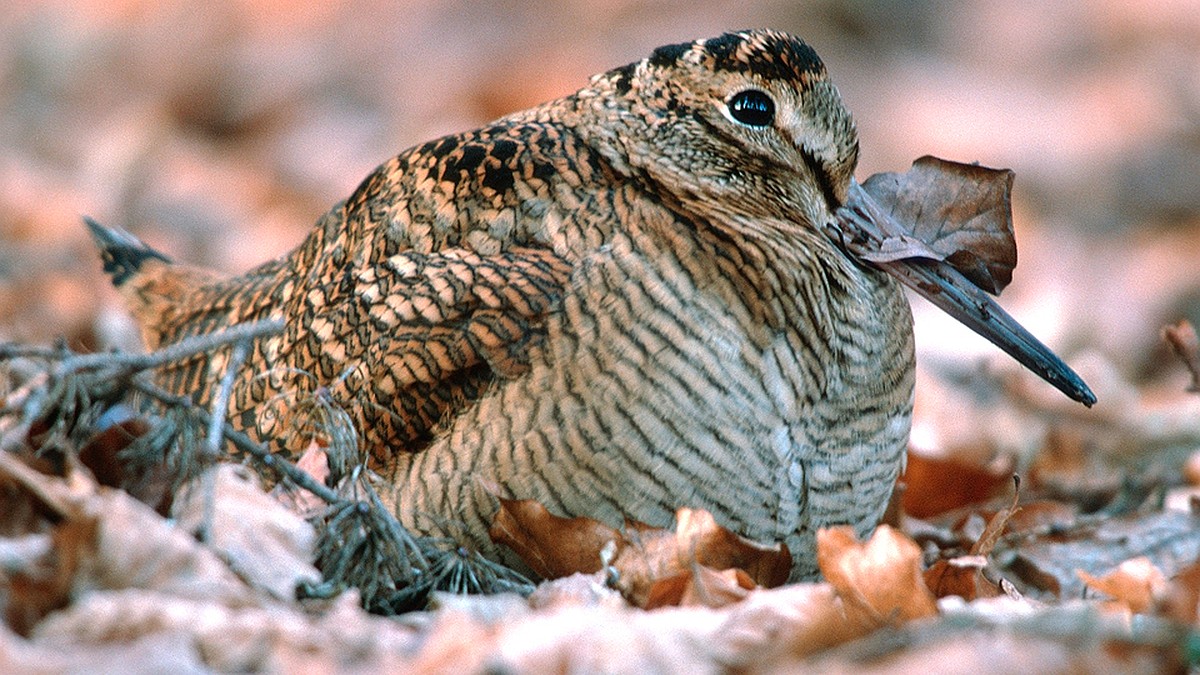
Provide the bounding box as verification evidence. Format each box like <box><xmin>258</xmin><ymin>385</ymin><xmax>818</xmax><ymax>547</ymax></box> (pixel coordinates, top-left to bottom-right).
<box><xmin>728</xmin><ymin>89</ymin><xmax>775</xmax><ymax>127</ymax></box>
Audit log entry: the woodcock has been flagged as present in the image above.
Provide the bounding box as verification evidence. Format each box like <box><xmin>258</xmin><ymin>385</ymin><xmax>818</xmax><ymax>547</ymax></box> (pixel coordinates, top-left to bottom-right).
<box><xmin>88</xmin><ymin>29</ymin><xmax>1095</xmax><ymax>580</ymax></box>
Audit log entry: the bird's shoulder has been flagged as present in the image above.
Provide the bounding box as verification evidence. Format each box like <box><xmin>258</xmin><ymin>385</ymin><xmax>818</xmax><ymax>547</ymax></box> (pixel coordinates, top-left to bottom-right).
<box><xmin>333</xmin><ymin>101</ymin><xmax>625</xmax><ymax>262</ymax></box>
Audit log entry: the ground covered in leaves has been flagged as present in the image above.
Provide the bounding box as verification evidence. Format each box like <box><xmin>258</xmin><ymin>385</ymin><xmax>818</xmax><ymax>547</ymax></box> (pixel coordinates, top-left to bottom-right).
<box><xmin>3</xmin><ymin>0</ymin><xmax>1200</xmax><ymax>672</ymax></box>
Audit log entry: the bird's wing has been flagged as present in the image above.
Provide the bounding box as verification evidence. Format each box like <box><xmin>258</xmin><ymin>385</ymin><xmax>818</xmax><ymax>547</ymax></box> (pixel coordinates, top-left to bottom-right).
<box><xmin>233</xmin><ymin>119</ymin><xmax>597</xmax><ymax>461</ymax></box>
<box><xmin>97</xmin><ymin>114</ymin><xmax>595</xmax><ymax>464</ymax></box>
<box><xmin>250</xmin><ymin>240</ymin><xmax>572</xmax><ymax>462</ymax></box>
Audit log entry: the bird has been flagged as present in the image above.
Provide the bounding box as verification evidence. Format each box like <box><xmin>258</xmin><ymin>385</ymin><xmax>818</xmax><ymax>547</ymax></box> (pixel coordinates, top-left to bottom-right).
<box><xmin>87</xmin><ymin>29</ymin><xmax>1094</xmax><ymax>581</ymax></box>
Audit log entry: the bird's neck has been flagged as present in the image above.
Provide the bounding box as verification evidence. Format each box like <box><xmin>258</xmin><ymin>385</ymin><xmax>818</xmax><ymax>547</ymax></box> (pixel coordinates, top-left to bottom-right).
<box><xmin>565</xmin><ymin>79</ymin><xmax>905</xmax><ymax>349</ymax></box>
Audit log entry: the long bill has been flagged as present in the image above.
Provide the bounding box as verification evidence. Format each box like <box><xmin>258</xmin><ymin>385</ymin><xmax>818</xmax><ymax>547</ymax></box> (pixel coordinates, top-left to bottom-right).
<box><xmin>876</xmin><ymin>255</ymin><xmax>1096</xmax><ymax>407</ymax></box>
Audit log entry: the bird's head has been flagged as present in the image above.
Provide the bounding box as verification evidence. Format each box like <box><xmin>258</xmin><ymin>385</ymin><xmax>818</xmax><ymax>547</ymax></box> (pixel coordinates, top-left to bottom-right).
<box><xmin>585</xmin><ymin>31</ymin><xmax>1096</xmax><ymax>407</ymax></box>
<box><xmin>590</xmin><ymin>29</ymin><xmax>858</xmax><ymax>236</ymax></box>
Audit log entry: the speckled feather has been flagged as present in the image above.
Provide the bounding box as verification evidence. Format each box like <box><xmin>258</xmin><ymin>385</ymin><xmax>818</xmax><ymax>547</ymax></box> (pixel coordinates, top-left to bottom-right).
<box><xmin>92</xmin><ymin>30</ymin><xmax>915</xmax><ymax>580</ymax></box>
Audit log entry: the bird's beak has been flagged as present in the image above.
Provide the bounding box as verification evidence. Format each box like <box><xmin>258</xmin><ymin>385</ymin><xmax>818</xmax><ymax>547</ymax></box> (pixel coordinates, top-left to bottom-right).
<box><xmin>874</xmin><ymin>255</ymin><xmax>1096</xmax><ymax>406</ymax></box>
<box><xmin>835</xmin><ymin>177</ymin><xmax>1096</xmax><ymax>407</ymax></box>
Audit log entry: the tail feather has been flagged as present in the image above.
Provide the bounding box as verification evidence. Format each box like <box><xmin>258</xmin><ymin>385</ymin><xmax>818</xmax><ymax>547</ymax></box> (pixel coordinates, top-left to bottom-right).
<box><xmin>84</xmin><ymin>216</ymin><xmax>172</xmax><ymax>287</ymax></box>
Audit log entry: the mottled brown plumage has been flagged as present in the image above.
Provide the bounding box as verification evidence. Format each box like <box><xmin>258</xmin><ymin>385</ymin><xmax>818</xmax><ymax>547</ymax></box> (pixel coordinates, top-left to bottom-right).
<box><xmin>91</xmin><ymin>30</ymin><xmax>939</xmax><ymax>579</ymax></box>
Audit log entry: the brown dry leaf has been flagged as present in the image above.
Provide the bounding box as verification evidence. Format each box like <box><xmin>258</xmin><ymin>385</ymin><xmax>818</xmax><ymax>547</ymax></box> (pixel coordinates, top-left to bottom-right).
<box><xmin>526</xmin><ymin>572</ymin><xmax>626</xmax><ymax>611</ymax></box>
<box><xmin>924</xmin><ymin>485</ymin><xmax>1018</xmax><ymax>600</ymax></box>
<box><xmin>902</xmin><ymin>450</ymin><xmax>1013</xmax><ymax>518</ymax></box>
<box><xmin>924</xmin><ymin>555</ymin><xmax>997</xmax><ymax>601</ymax></box>
<box><xmin>929</xmin><ymin>496</ymin><xmax>1076</xmax><ymax>602</ymax></box>
<box><xmin>643</xmin><ymin>565</ymin><xmax>755</xmax><ymax>610</ymax></box>
<box><xmin>612</xmin><ymin>508</ymin><xmax>791</xmax><ymax>607</ymax></box>
<box><xmin>402</xmin><ymin>599</ymin><xmax>510</xmax><ymax>674</ymax></box>
<box><xmin>714</xmin><ymin>583</ymin><xmax>874</xmax><ymax>667</ymax></box>
<box><xmin>1</xmin><ymin>620</ymin><xmax>210</xmax><ymax>674</ymax></box>
<box><xmin>76</xmin><ymin>415</ymin><xmax>173</xmax><ymax>513</ymax></box>
<box><xmin>438</xmin><ymin>588</ymin><xmax>717</xmax><ymax>670</ymax></box>
<box><xmin>806</xmin><ymin>612</ymin><xmax>1173</xmax><ymax>675</ymax></box>
<box><xmin>1077</xmin><ymin>557</ymin><xmax>1168</xmax><ymax>614</ymax></box>
<box><xmin>817</xmin><ymin>525</ymin><xmax>938</xmax><ymax>624</ymax></box>
<box><xmin>1184</xmin><ymin>451</ymin><xmax>1200</xmax><ymax>487</ymax></box>
<box><xmin>852</xmin><ymin>155</ymin><xmax>1017</xmax><ymax>295</ymax></box>
<box><xmin>489</xmin><ymin>497</ymin><xmax>624</xmax><ymax>578</ymax></box>
<box><xmin>31</xmin><ymin>589</ymin><xmax>421</xmax><ymax>673</ymax></box>
<box><xmin>498</xmin><ymin>583</ymin><xmax>870</xmax><ymax>671</ymax></box>
<box><xmin>3</xmin><ymin>517</ymin><xmax>96</xmax><ymax>636</ymax></box>
<box><xmin>1162</xmin><ymin>320</ymin><xmax>1200</xmax><ymax>393</ymax></box>
<box><xmin>971</xmin><ymin>478</ymin><xmax>1021</xmax><ymax>558</ymax></box>
<box><xmin>490</xmin><ymin>501</ymin><xmax>791</xmax><ymax>607</ymax></box>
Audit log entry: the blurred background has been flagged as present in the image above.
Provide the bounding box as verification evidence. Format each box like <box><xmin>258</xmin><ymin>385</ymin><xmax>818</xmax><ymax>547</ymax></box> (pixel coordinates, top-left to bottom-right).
<box><xmin>1</xmin><ymin>0</ymin><xmax>1199</xmax><ymax>470</ymax></box>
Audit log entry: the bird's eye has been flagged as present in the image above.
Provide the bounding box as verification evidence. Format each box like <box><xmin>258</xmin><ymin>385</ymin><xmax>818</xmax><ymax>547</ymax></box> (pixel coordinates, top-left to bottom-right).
<box><xmin>727</xmin><ymin>89</ymin><xmax>775</xmax><ymax>127</ymax></box>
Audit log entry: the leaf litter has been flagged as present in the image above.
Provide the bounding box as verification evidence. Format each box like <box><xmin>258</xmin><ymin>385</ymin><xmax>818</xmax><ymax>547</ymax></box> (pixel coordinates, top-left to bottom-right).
<box><xmin>0</xmin><ymin>156</ymin><xmax>1196</xmax><ymax>671</ymax></box>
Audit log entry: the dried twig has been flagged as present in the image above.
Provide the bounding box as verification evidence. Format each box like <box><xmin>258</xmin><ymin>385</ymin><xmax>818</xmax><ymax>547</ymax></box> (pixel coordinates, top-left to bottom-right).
<box><xmin>197</xmin><ymin>337</ymin><xmax>252</xmax><ymax>543</ymax></box>
<box><xmin>0</xmin><ymin>319</ymin><xmax>283</xmax><ymax>377</ymax></box>
<box><xmin>128</xmin><ymin>378</ymin><xmax>342</xmax><ymax>505</ymax></box>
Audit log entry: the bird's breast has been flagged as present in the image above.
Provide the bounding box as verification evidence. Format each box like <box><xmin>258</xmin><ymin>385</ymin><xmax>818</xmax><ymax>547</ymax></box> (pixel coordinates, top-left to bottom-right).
<box><xmin>386</xmin><ymin>228</ymin><xmax>915</xmax><ymax>580</ymax></box>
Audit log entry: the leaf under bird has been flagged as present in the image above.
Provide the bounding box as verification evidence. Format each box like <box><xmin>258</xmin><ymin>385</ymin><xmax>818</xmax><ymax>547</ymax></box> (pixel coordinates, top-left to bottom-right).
<box><xmin>87</xmin><ymin>29</ymin><xmax>1094</xmax><ymax>581</ymax></box>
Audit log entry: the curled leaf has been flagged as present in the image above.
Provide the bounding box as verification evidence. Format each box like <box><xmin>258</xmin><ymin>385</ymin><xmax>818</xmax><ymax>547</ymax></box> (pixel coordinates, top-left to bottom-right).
<box><xmin>816</xmin><ymin>525</ymin><xmax>938</xmax><ymax>624</ymax></box>
<box><xmin>1077</xmin><ymin>556</ymin><xmax>1167</xmax><ymax>614</ymax></box>
<box><xmin>836</xmin><ymin>156</ymin><xmax>1017</xmax><ymax>295</ymax></box>
<box><xmin>489</xmin><ymin>501</ymin><xmax>791</xmax><ymax>607</ymax></box>
<box><xmin>613</xmin><ymin>508</ymin><xmax>791</xmax><ymax>606</ymax></box>
<box><xmin>488</xmin><ymin>497</ymin><xmax>621</xmax><ymax>579</ymax></box>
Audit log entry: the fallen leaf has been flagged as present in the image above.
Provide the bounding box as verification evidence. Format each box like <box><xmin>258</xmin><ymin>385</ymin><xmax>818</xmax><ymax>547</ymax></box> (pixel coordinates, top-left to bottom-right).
<box><xmin>924</xmin><ymin>483</ymin><xmax>1019</xmax><ymax>600</ymax></box>
<box><xmin>0</xmin><ymin>449</ymin><xmax>253</xmax><ymax>608</ymax></box>
<box><xmin>31</xmin><ymin>589</ymin><xmax>422</xmax><ymax>673</ymax></box>
<box><xmin>817</xmin><ymin>525</ymin><xmax>938</xmax><ymax>624</ymax></box>
<box><xmin>714</xmin><ymin>582</ymin><xmax>875</xmax><ymax>666</ymax></box>
<box><xmin>76</xmin><ymin>415</ymin><xmax>150</xmax><ymax>489</ymax></box>
<box><xmin>847</xmin><ymin>156</ymin><xmax>1017</xmax><ymax>294</ymax></box>
<box><xmin>526</xmin><ymin>572</ymin><xmax>626</xmax><ymax>611</ymax></box>
<box><xmin>806</xmin><ymin>604</ymin><xmax>1174</xmax><ymax>674</ymax></box>
<box><xmin>971</xmin><ymin>477</ymin><xmax>1021</xmax><ymax>557</ymax></box>
<box><xmin>612</xmin><ymin>508</ymin><xmax>791</xmax><ymax>607</ymax></box>
<box><xmin>643</xmin><ymin>565</ymin><xmax>754</xmax><ymax>610</ymax></box>
<box><xmin>902</xmin><ymin>450</ymin><xmax>1013</xmax><ymax>518</ymax></box>
<box><xmin>489</xmin><ymin>501</ymin><xmax>791</xmax><ymax>607</ymax></box>
<box><xmin>1078</xmin><ymin>556</ymin><xmax>1168</xmax><ymax>614</ymax></box>
<box><xmin>1184</xmin><ymin>451</ymin><xmax>1200</xmax><ymax>487</ymax></box>
<box><xmin>3</xmin><ymin>517</ymin><xmax>95</xmax><ymax>636</ymax></box>
<box><xmin>173</xmin><ymin>464</ymin><xmax>320</xmax><ymax>600</ymax></box>
<box><xmin>488</xmin><ymin>497</ymin><xmax>623</xmax><ymax>578</ymax></box>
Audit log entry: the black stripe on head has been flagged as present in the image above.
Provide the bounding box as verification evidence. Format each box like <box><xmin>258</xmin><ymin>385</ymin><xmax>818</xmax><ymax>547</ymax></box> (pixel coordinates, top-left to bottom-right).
<box><xmin>702</xmin><ymin>31</ymin><xmax>825</xmax><ymax>85</ymax></box>
<box><xmin>648</xmin><ymin>41</ymin><xmax>692</xmax><ymax>68</ymax></box>
<box><xmin>609</xmin><ymin>61</ymin><xmax>637</xmax><ymax>95</ymax></box>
